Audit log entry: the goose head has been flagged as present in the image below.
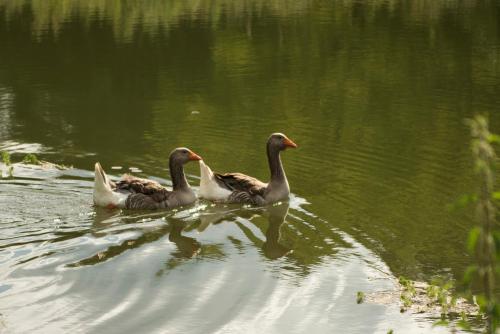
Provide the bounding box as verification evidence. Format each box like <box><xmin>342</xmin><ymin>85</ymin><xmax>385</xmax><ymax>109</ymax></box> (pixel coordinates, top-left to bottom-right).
<box><xmin>169</xmin><ymin>147</ymin><xmax>202</xmax><ymax>166</ymax></box>
<box><xmin>169</xmin><ymin>147</ymin><xmax>202</xmax><ymax>191</ymax></box>
<box><xmin>267</xmin><ymin>133</ymin><xmax>298</xmax><ymax>151</ymax></box>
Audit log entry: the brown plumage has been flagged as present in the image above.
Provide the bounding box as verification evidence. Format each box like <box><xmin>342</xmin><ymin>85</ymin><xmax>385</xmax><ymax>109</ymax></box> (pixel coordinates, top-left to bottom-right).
<box><xmin>214</xmin><ymin>173</ymin><xmax>267</xmax><ymax>196</ymax></box>
<box><xmin>116</xmin><ymin>175</ymin><xmax>169</xmax><ymax>198</ymax></box>
<box><xmin>199</xmin><ymin>133</ymin><xmax>298</xmax><ymax>206</ymax></box>
<box><xmin>93</xmin><ymin>147</ymin><xmax>202</xmax><ymax>210</ymax></box>
<box><xmin>115</xmin><ymin>175</ymin><xmax>172</xmax><ymax>209</ymax></box>
<box><xmin>214</xmin><ymin>173</ymin><xmax>268</xmax><ymax>205</ymax></box>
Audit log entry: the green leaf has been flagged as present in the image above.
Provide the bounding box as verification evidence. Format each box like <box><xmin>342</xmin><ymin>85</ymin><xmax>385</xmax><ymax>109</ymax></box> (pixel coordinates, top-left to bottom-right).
<box><xmin>1</xmin><ymin>151</ymin><xmax>11</xmax><ymax>166</ymax></box>
<box><xmin>356</xmin><ymin>291</ymin><xmax>365</xmax><ymax>304</ymax></box>
<box><xmin>22</xmin><ymin>153</ymin><xmax>39</xmax><ymax>165</ymax></box>
<box><xmin>493</xmin><ymin>192</ymin><xmax>500</xmax><ymax>200</ymax></box>
<box><xmin>475</xmin><ymin>295</ymin><xmax>487</xmax><ymax>309</ymax></box>
<box><xmin>448</xmin><ymin>194</ymin><xmax>477</xmax><ymax>211</ymax></box>
<box><xmin>463</xmin><ymin>265</ymin><xmax>477</xmax><ymax>285</ymax></box>
<box><xmin>398</xmin><ymin>276</ymin><xmax>410</xmax><ymax>287</ymax></box>
<box><xmin>488</xmin><ymin>134</ymin><xmax>500</xmax><ymax>144</ymax></box>
<box><xmin>432</xmin><ymin>319</ymin><xmax>449</xmax><ymax>327</ymax></box>
<box><xmin>456</xmin><ymin>319</ymin><xmax>471</xmax><ymax>330</ymax></box>
<box><xmin>467</xmin><ymin>227</ymin><xmax>481</xmax><ymax>253</ymax></box>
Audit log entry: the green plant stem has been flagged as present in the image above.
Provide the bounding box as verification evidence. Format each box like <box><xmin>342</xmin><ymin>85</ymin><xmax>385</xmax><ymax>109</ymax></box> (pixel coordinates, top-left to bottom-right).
<box><xmin>468</xmin><ymin>115</ymin><xmax>497</xmax><ymax>333</ymax></box>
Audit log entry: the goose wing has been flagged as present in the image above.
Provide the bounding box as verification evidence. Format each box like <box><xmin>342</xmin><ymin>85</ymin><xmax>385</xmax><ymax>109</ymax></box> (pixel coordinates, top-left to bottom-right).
<box><xmin>214</xmin><ymin>172</ymin><xmax>267</xmax><ymax>196</ymax></box>
<box><xmin>116</xmin><ymin>174</ymin><xmax>172</xmax><ymax>208</ymax></box>
<box><xmin>116</xmin><ymin>174</ymin><xmax>169</xmax><ymax>195</ymax></box>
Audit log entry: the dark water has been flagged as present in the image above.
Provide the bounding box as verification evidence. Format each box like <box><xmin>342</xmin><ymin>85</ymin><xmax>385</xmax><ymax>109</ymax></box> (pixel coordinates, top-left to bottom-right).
<box><xmin>1</xmin><ymin>0</ymin><xmax>500</xmax><ymax>332</ymax></box>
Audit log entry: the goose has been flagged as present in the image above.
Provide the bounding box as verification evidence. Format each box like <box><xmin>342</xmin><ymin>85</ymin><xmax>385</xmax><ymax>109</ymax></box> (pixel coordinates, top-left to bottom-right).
<box><xmin>93</xmin><ymin>148</ymin><xmax>202</xmax><ymax>210</ymax></box>
<box><xmin>199</xmin><ymin>133</ymin><xmax>297</xmax><ymax>205</ymax></box>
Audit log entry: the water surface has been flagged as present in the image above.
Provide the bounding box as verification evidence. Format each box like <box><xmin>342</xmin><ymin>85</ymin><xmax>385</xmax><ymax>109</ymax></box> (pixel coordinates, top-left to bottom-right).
<box><xmin>1</xmin><ymin>0</ymin><xmax>500</xmax><ymax>332</ymax></box>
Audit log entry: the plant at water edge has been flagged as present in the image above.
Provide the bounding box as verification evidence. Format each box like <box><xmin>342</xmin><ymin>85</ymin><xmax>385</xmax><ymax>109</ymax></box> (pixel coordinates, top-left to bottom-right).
<box><xmin>1</xmin><ymin>151</ymin><xmax>11</xmax><ymax>165</ymax></box>
<box><xmin>356</xmin><ymin>291</ymin><xmax>365</xmax><ymax>304</ymax></box>
<box><xmin>22</xmin><ymin>153</ymin><xmax>39</xmax><ymax>165</ymax></box>
<box><xmin>464</xmin><ymin>115</ymin><xmax>500</xmax><ymax>333</ymax></box>
<box><xmin>399</xmin><ymin>276</ymin><xmax>416</xmax><ymax>310</ymax></box>
<box><xmin>426</xmin><ymin>277</ymin><xmax>457</xmax><ymax>319</ymax></box>
<box><xmin>456</xmin><ymin>311</ymin><xmax>472</xmax><ymax>331</ymax></box>
<box><xmin>0</xmin><ymin>151</ymin><xmax>13</xmax><ymax>178</ymax></box>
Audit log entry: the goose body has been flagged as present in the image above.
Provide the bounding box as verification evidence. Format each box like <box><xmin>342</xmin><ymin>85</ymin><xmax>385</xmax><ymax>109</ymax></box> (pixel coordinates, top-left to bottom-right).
<box><xmin>199</xmin><ymin>133</ymin><xmax>297</xmax><ymax>206</ymax></box>
<box><xmin>93</xmin><ymin>163</ymin><xmax>128</xmax><ymax>208</ymax></box>
<box><xmin>93</xmin><ymin>148</ymin><xmax>201</xmax><ymax>210</ymax></box>
<box><xmin>199</xmin><ymin>160</ymin><xmax>233</xmax><ymax>201</ymax></box>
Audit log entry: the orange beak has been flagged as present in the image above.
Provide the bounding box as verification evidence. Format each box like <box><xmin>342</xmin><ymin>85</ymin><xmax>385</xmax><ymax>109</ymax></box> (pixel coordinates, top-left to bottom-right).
<box><xmin>189</xmin><ymin>151</ymin><xmax>202</xmax><ymax>161</ymax></box>
<box><xmin>283</xmin><ymin>137</ymin><xmax>298</xmax><ymax>148</ymax></box>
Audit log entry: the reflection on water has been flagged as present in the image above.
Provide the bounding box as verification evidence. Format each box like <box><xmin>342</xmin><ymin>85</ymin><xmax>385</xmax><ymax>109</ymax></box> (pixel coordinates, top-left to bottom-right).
<box><xmin>1</xmin><ymin>0</ymin><xmax>500</xmax><ymax>332</ymax></box>
<box><xmin>262</xmin><ymin>203</ymin><xmax>291</xmax><ymax>260</ymax></box>
<box><xmin>168</xmin><ymin>220</ymin><xmax>202</xmax><ymax>258</ymax></box>
<box><xmin>72</xmin><ymin>202</ymin><xmax>297</xmax><ymax>269</ymax></box>
<box><xmin>0</xmin><ymin>165</ymin><xmax>447</xmax><ymax>333</ymax></box>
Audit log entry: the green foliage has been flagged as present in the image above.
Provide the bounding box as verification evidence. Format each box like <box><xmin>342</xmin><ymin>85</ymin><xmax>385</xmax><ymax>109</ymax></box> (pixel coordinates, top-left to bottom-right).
<box><xmin>410</xmin><ymin>116</ymin><xmax>500</xmax><ymax>331</ymax></box>
<box><xmin>1</xmin><ymin>151</ymin><xmax>13</xmax><ymax>178</ymax></box>
<box><xmin>386</xmin><ymin>330</ymin><xmax>393</xmax><ymax>334</ymax></box>
<box><xmin>448</xmin><ymin>193</ymin><xmax>478</xmax><ymax>211</ymax></box>
<box><xmin>487</xmin><ymin>134</ymin><xmax>500</xmax><ymax>144</ymax></box>
<box><xmin>400</xmin><ymin>294</ymin><xmax>412</xmax><ymax>309</ymax></box>
<box><xmin>463</xmin><ymin>265</ymin><xmax>478</xmax><ymax>286</ymax></box>
<box><xmin>398</xmin><ymin>276</ymin><xmax>416</xmax><ymax>310</ymax></box>
<box><xmin>1</xmin><ymin>151</ymin><xmax>11</xmax><ymax>165</ymax></box>
<box><xmin>432</xmin><ymin>319</ymin><xmax>449</xmax><ymax>327</ymax></box>
<box><xmin>426</xmin><ymin>277</ymin><xmax>456</xmax><ymax>317</ymax></box>
<box><xmin>22</xmin><ymin>153</ymin><xmax>39</xmax><ymax>165</ymax></box>
<box><xmin>456</xmin><ymin>311</ymin><xmax>472</xmax><ymax>331</ymax></box>
<box><xmin>465</xmin><ymin>115</ymin><xmax>500</xmax><ymax>333</ymax></box>
<box><xmin>398</xmin><ymin>276</ymin><xmax>416</xmax><ymax>294</ymax></box>
<box><xmin>356</xmin><ymin>291</ymin><xmax>365</xmax><ymax>304</ymax></box>
<box><xmin>0</xmin><ymin>152</ymin><xmax>68</xmax><ymax>177</ymax></box>
<box><xmin>467</xmin><ymin>227</ymin><xmax>481</xmax><ymax>253</ymax></box>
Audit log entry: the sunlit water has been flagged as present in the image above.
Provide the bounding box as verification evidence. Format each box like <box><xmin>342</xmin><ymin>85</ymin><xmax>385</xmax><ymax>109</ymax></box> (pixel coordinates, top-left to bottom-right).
<box><xmin>1</xmin><ymin>0</ymin><xmax>500</xmax><ymax>332</ymax></box>
<box><xmin>0</xmin><ymin>164</ymin><xmax>445</xmax><ymax>333</ymax></box>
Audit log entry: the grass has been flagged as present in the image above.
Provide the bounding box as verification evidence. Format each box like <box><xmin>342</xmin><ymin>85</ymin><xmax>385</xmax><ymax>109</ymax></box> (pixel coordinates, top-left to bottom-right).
<box><xmin>22</xmin><ymin>153</ymin><xmax>39</xmax><ymax>165</ymax></box>
<box><xmin>1</xmin><ymin>151</ymin><xmax>11</xmax><ymax>165</ymax></box>
<box><xmin>399</xmin><ymin>276</ymin><xmax>416</xmax><ymax>310</ymax></box>
<box><xmin>426</xmin><ymin>277</ymin><xmax>457</xmax><ymax>317</ymax></box>
<box><xmin>0</xmin><ymin>152</ymin><xmax>70</xmax><ymax>177</ymax></box>
<box><xmin>1</xmin><ymin>151</ymin><xmax>13</xmax><ymax>178</ymax></box>
<box><xmin>356</xmin><ymin>291</ymin><xmax>365</xmax><ymax>304</ymax></box>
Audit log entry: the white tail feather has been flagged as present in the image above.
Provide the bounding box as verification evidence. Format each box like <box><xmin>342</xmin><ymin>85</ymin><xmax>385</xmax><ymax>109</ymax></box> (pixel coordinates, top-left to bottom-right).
<box><xmin>198</xmin><ymin>160</ymin><xmax>231</xmax><ymax>201</ymax></box>
<box><xmin>199</xmin><ymin>160</ymin><xmax>213</xmax><ymax>185</ymax></box>
<box><xmin>93</xmin><ymin>162</ymin><xmax>125</xmax><ymax>207</ymax></box>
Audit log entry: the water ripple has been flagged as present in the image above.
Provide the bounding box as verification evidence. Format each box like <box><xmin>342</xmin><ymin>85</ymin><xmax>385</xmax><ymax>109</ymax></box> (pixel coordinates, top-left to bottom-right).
<box><xmin>0</xmin><ymin>163</ymin><xmax>443</xmax><ymax>333</ymax></box>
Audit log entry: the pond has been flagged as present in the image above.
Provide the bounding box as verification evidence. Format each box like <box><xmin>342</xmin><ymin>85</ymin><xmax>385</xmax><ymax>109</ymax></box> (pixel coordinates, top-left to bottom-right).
<box><xmin>1</xmin><ymin>0</ymin><xmax>499</xmax><ymax>332</ymax></box>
